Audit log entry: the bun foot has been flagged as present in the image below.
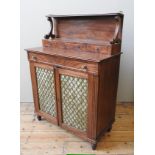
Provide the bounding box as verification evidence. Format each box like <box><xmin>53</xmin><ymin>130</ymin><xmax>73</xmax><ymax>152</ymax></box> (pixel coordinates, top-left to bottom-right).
<box><xmin>92</xmin><ymin>143</ymin><xmax>97</xmax><ymax>150</ymax></box>
<box><xmin>107</xmin><ymin>125</ymin><xmax>112</xmax><ymax>132</ymax></box>
<box><xmin>37</xmin><ymin>115</ymin><xmax>42</xmax><ymax>121</ymax></box>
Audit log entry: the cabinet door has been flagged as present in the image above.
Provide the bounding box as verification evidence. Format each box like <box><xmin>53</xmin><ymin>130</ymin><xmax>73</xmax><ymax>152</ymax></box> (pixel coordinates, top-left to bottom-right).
<box><xmin>30</xmin><ymin>62</ymin><xmax>58</xmax><ymax>124</ymax></box>
<box><xmin>56</xmin><ymin>68</ymin><xmax>90</xmax><ymax>136</ymax></box>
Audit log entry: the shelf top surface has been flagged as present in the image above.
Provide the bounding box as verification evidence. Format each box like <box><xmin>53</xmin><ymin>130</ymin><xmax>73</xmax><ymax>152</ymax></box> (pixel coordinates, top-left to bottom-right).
<box><xmin>46</xmin><ymin>13</ymin><xmax>123</xmax><ymax>18</ymax></box>
<box><xmin>26</xmin><ymin>47</ymin><xmax>120</xmax><ymax>62</ymax></box>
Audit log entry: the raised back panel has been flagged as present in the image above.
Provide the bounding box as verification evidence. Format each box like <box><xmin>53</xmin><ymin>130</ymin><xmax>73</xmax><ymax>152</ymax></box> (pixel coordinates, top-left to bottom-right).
<box><xmin>56</xmin><ymin>16</ymin><xmax>120</xmax><ymax>42</ymax></box>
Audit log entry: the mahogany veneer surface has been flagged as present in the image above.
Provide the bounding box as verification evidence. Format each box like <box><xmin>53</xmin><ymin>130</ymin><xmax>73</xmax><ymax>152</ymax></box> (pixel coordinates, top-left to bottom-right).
<box><xmin>26</xmin><ymin>13</ymin><xmax>124</xmax><ymax>150</ymax></box>
<box><xmin>27</xmin><ymin>47</ymin><xmax>120</xmax><ymax>62</ymax></box>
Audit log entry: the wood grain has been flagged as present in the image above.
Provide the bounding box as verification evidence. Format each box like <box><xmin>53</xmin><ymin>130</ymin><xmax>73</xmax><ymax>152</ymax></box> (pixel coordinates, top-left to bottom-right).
<box><xmin>57</xmin><ymin>16</ymin><xmax>119</xmax><ymax>42</ymax></box>
<box><xmin>28</xmin><ymin>52</ymin><xmax>99</xmax><ymax>74</ymax></box>
<box><xmin>20</xmin><ymin>102</ymin><xmax>134</xmax><ymax>155</ymax></box>
<box><xmin>42</xmin><ymin>38</ymin><xmax>120</xmax><ymax>55</ymax></box>
<box><xmin>27</xmin><ymin>47</ymin><xmax>119</xmax><ymax>63</ymax></box>
<box><xmin>25</xmin><ymin>13</ymin><xmax>124</xmax><ymax>150</ymax></box>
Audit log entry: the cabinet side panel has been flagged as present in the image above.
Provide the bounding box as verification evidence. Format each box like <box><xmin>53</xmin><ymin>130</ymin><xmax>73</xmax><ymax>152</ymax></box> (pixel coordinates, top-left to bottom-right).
<box><xmin>96</xmin><ymin>55</ymin><xmax>120</xmax><ymax>138</ymax></box>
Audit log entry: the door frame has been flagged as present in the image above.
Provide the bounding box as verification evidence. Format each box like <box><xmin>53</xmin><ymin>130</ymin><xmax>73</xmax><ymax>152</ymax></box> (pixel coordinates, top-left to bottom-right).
<box><xmin>29</xmin><ymin>61</ymin><xmax>58</xmax><ymax>125</ymax></box>
<box><xmin>29</xmin><ymin>61</ymin><xmax>98</xmax><ymax>142</ymax></box>
<box><xmin>55</xmin><ymin>67</ymin><xmax>95</xmax><ymax>139</ymax></box>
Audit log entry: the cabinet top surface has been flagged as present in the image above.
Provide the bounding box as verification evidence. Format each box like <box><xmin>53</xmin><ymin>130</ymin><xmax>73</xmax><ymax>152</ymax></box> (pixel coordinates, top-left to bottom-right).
<box><xmin>26</xmin><ymin>47</ymin><xmax>120</xmax><ymax>62</ymax></box>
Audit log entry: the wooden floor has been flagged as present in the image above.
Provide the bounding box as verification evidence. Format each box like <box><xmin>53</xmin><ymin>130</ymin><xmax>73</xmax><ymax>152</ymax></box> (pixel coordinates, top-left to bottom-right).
<box><xmin>21</xmin><ymin>102</ymin><xmax>134</xmax><ymax>155</ymax></box>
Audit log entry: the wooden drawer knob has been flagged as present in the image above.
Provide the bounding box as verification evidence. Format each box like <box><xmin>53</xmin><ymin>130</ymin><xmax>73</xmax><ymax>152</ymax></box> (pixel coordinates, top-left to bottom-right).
<box><xmin>81</xmin><ymin>65</ymin><xmax>88</xmax><ymax>71</ymax></box>
<box><xmin>32</xmin><ymin>56</ymin><xmax>37</xmax><ymax>61</ymax></box>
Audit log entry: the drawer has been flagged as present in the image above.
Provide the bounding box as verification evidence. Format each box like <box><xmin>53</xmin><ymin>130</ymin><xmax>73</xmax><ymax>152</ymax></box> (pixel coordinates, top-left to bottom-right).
<box><xmin>28</xmin><ymin>52</ymin><xmax>98</xmax><ymax>74</ymax></box>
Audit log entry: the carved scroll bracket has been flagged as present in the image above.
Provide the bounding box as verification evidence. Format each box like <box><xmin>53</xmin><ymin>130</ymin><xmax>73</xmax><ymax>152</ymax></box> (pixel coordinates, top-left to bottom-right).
<box><xmin>111</xmin><ymin>15</ymin><xmax>122</xmax><ymax>44</ymax></box>
<box><xmin>44</xmin><ymin>17</ymin><xmax>56</xmax><ymax>39</ymax></box>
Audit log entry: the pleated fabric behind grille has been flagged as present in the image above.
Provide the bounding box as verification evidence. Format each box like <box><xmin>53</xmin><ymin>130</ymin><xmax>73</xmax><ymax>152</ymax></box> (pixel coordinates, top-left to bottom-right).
<box><xmin>61</xmin><ymin>75</ymin><xmax>88</xmax><ymax>131</ymax></box>
<box><xmin>36</xmin><ymin>67</ymin><xmax>56</xmax><ymax>117</ymax></box>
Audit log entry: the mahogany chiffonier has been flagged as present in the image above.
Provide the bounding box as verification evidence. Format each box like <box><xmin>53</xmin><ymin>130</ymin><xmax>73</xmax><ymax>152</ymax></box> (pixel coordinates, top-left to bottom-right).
<box><xmin>26</xmin><ymin>13</ymin><xmax>124</xmax><ymax>150</ymax></box>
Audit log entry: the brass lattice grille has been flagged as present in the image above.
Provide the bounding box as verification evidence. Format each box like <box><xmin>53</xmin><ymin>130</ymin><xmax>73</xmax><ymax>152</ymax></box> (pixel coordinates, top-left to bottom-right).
<box><xmin>61</xmin><ymin>75</ymin><xmax>88</xmax><ymax>131</ymax></box>
<box><xmin>36</xmin><ymin>67</ymin><xmax>56</xmax><ymax>117</ymax></box>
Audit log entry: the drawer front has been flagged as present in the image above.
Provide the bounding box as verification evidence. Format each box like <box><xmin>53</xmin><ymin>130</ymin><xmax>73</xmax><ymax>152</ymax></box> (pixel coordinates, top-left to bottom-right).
<box><xmin>28</xmin><ymin>52</ymin><xmax>98</xmax><ymax>74</ymax></box>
